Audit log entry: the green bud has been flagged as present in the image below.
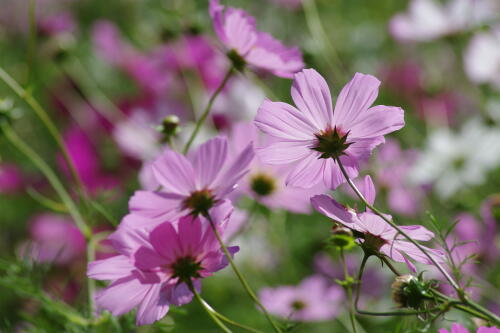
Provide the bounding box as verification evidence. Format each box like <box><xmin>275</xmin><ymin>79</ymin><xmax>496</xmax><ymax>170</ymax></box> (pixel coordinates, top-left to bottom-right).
<box><xmin>328</xmin><ymin>225</ymin><xmax>355</xmax><ymax>249</ymax></box>
<box><xmin>227</xmin><ymin>49</ymin><xmax>246</xmax><ymax>72</ymax></box>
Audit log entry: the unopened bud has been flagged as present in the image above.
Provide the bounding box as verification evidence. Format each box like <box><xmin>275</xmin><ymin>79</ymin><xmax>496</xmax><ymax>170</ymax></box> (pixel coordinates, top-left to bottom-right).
<box><xmin>328</xmin><ymin>225</ymin><xmax>355</xmax><ymax>249</ymax></box>
<box><xmin>158</xmin><ymin>115</ymin><xmax>180</xmax><ymax>142</ymax></box>
<box><xmin>391</xmin><ymin>274</ymin><xmax>434</xmax><ymax>309</ymax></box>
<box><xmin>227</xmin><ymin>49</ymin><xmax>246</xmax><ymax>72</ymax></box>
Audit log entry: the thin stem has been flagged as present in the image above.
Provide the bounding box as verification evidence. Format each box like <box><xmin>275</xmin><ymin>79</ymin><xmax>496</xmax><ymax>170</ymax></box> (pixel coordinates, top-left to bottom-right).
<box><xmin>340</xmin><ymin>249</ymin><xmax>358</xmax><ymax>333</ymax></box>
<box><xmin>197</xmin><ymin>296</ymin><xmax>264</xmax><ymax>333</ymax></box>
<box><xmin>183</xmin><ymin>67</ymin><xmax>233</xmax><ymax>154</ymax></box>
<box><xmin>334</xmin><ymin>156</ymin><xmax>459</xmax><ymax>291</ymax></box>
<box><xmin>1</xmin><ymin>123</ymin><xmax>91</xmax><ymax>239</ymax></box>
<box><xmin>204</xmin><ymin>213</ymin><xmax>282</xmax><ymax>333</ymax></box>
<box><xmin>188</xmin><ymin>281</ymin><xmax>232</xmax><ymax>333</ymax></box>
<box><xmin>0</xmin><ymin>67</ymin><xmax>88</xmax><ymax>201</ymax></box>
<box><xmin>379</xmin><ymin>256</ymin><xmax>402</xmax><ymax>276</ymax></box>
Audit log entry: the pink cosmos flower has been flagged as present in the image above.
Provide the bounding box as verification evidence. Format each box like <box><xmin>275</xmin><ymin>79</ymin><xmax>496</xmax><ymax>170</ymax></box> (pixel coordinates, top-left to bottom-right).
<box><xmin>439</xmin><ymin>323</ymin><xmax>500</xmax><ymax>333</ymax></box>
<box><xmin>311</xmin><ymin>176</ymin><xmax>445</xmax><ymax>271</ymax></box>
<box><xmin>229</xmin><ymin>122</ymin><xmax>324</xmax><ymax>213</ymax></box>
<box><xmin>259</xmin><ymin>275</ymin><xmax>343</xmax><ymax>322</ymax></box>
<box><xmin>255</xmin><ymin>68</ymin><xmax>404</xmax><ymax>190</ymax></box>
<box><xmin>21</xmin><ymin>213</ymin><xmax>86</xmax><ymax>265</ymax></box>
<box><xmin>124</xmin><ymin>136</ymin><xmax>254</xmax><ymax>228</ymax></box>
<box><xmin>0</xmin><ymin>163</ymin><xmax>23</xmax><ymax>193</ymax></box>
<box><xmin>209</xmin><ymin>0</ymin><xmax>304</xmax><ymax>78</ymax></box>
<box><xmin>87</xmin><ymin>205</ymin><xmax>238</xmax><ymax>326</ymax></box>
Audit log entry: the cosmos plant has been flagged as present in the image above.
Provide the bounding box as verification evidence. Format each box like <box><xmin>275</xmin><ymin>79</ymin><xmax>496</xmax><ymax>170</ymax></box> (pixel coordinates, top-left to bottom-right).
<box><xmin>0</xmin><ymin>0</ymin><xmax>499</xmax><ymax>332</ymax></box>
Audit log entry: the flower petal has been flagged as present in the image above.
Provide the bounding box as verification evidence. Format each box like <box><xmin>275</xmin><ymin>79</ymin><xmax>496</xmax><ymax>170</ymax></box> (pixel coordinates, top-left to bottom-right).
<box><xmin>136</xmin><ymin>283</ymin><xmax>170</xmax><ymax>326</ymax></box>
<box><xmin>333</xmin><ymin>73</ymin><xmax>380</xmax><ymax>128</ymax></box>
<box><xmin>96</xmin><ymin>276</ymin><xmax>149</xmax><ymax>316</ymax></box>
<box><xmin>349</xmin><ymin>105</ymin><xmax>405</xmax><ymax>139</ymax></box>
<box><xmin>87</xmin><ymin>255</ymin><xmax>133</xmax><ymax>280</ymax></box>
<box><xmin>255</xmin><ymin>99</ymin><xmax>316</xmax><ymax>140</ymax></box>
<box><xmin>192</xmin><ymin>136</ymin><xmax>228</xmax><ymax>189</ymax></box>
<box><xmin>152</xmin><ymin>150</ymin><xmax>196</xmax><ymax>195</ymax></box>
<box><xmin>257</xmin><ymin>141</ymin><xmax>312</xmax><ymax>164</ymax></box>
<box><xmin>311</xmin><ymin>194</ymin><xmax>358</xmax><ymax>225</ymax></box>
<box><xmin>285</xmin><ymin>153</ymin><xmax>324</xmax><ymax>188</ymax></box>
<box><xmin>291</xmin><ymin>69</ymin><xmax>333</xmax><ymax>129</ymax></box>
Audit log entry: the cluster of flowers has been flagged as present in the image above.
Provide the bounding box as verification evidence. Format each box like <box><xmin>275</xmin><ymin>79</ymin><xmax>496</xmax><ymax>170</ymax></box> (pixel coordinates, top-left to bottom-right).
<box><xmin>81</xmin><ymin>1</ymin><xmax>460</xmax><ymax>327</ymax></box>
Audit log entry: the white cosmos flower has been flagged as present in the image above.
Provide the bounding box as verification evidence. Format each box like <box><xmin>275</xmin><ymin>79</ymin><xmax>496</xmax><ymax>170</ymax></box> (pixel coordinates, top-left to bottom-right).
<box><xmin>464</xmin><ymin>25</ymin><xmax>500</xmax><ymax>89</ymax></box>
<box><xmin>390</xmin><ymin>0</ymin><xmax>498</xmax><ymax>42</ymax></box>
<box><xmin>410</xmin><ymin>119</ymin><xmax>500</xmax><ymax>198</ymax></box>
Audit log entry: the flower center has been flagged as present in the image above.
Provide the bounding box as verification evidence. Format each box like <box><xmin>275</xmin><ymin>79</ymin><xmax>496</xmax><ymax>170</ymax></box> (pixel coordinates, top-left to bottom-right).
<box><xmin>250</xmin><ymin>173</ymin><xmax>276</xmax><ymax>197</ymax></box>
<box><xmin>183</xmin><ymin>189</ymin><xmax>216</xmax><ymax>215</ymax></box>
<box><xmin>290</xmin><ymin>299</ymin><xmax>306</xmax><ymax>311</ymax></box>
<box><xmin>452</xmin><ymin>156</ymin><xmax>466</xmax><ymax>170</ymax></box>
<box><xmin>311</xmin><ymin>126</ymin><xmax>352</xmax><ymax>159</ymax></box>
<box><xmin>363</xmin><ymin>233</ymin><xmax>387</xmax><ymax>252</ymax></box>
<box><xmin>171</xmin><ymin>256</ymin><xmax>202</xmax><ymax>283</ymax></box>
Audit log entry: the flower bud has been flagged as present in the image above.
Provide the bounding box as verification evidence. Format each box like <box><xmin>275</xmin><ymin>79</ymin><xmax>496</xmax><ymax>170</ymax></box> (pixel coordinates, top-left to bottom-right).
<box><xmin>391</xmin><ymin>274</ymin><xmax>434</xmax><ymax>309</ymax></box>
<box><xmin>158</xmin><ymin>115</ymin><xmax>180</xmax><ymax>143</ymax></box>
<box><xmin>328</xmin><ymin>225</ymin><xmax>355</xmax><ymax>249</ymax></box>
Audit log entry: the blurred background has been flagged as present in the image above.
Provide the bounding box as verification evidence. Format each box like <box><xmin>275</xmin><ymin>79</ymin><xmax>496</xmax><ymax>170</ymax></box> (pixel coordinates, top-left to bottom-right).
<box><xmin>0</xmin><ymin>0</ymin><xmax>499</xmax><ymax>332</ymax></box>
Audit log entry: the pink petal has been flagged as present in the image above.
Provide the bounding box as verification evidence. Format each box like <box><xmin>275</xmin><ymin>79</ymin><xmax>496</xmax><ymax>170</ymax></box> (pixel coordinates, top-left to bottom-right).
<box><xmin>96</xmin><ymin>276</ymin><xmax>149</xmax><ymax>316</ymax></box>
<box><xmin>177</xmin><ymin>215</ymin><xmax>203</xmax><ymax>256</ymax></box>
<box><xmin>136</xmin><ymin>283</ymin><xmax>170</xmax><ymax>326</ymax></box>
<box><xmin>361</xmin><ymin>175</ymin><xmax>376</xmax><ymax>205</ymax></box>
<box><xmin>134</xmin><ymin>246</ymin><xmax>169</xmax><ymax>270</ymax></box>
<box><xmin>213</xmin><ymin>142</ymin><xmax>254</xmax><ymax>197</ymax></box>
<box><xmin>108</xmin><ymin>224</ymin><xmax>151</xmax><ymax>257</ymax></box>
<box><xmin>129</xmin><ymin>191</ymin><xmax>183</xmax><ymax>220</ymax></box>
<box><xmin>152</xmin><ymin>150</ymin><xmax>196</xmax><ymax>195</ymax></box>
<box><xmin>349</xmin><ymin>105</ymin><xmax>405</xmax><ymax>139</ymax></box>
<box><xmin>285</xmin><ymin>153</ymin><xmax>324</xmax><ymax>188</ymax></box>
<box><xmin>149</xmin><ymin>222</ymin><xmax>181</xmax><ymax>262</ymax></box>
<box><xmin>192</xmin><ymin>136</ymin><xmax>228</xmax><ymax>189</ymax></box>
<box><xmin>333</xmin><ymin>73</ymin><xmax>380</xmax><ymax>128</ymax></box>
<box><xmin>291</xmin><ymin>69</ymin><xmax>333</xmax><ymax>129</ymax></box>
<box><xmin>257</xmin><ymin>141</ymin><xmax>312</xmax><ymax>164</ymax></box>
<box><xmin>255</xmin><ymin>99</ymin><xmax>316</xmax><ymax>140</ymax></box>
<box><xmin>223</xmin><ymin>8</ymin><xmax>257</xmax><ymax>55</ymax></box>
<box><xmin>398</xmin><ymin>225</ymin><xmax>435</xmax><ymax>241</ymax></box>
<box><xmin>87</xmin><ymin>255</ymin><xmax>133</xmax><ymax>280</ymax></box>
<box><xmin>310</xmin><ymin>194</ymin><xmax>358</xmax><ymax>225</ymax></box>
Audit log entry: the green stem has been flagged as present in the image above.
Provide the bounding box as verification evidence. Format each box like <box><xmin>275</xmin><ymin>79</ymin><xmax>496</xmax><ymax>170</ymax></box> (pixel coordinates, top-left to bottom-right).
<box><xmin>379</xmin><ymin>256</ymin><xmax>402</xmax><ymax>276</ymax></box>
<box><xmin>28</xmin><ymin>0</ymin><xmax>36</xmax><ymax>80</ymax></box>
<box><xmin>196</xmin><ymin>295</ymin><xmax>264</xmax><ymax>333</ymax></box>
<box><xmin>188</xmin><ymin>281</ymin><xmax>233</xmax><ymax>333</ymax></box>
<box><xmin>340</xmin><ymin>249</ymin><xmax>358</xmax><ymax>333</ymax></box>
<box><xmin>204</xmin><ymin>213</ymin><xmax>282</xmax><ymax>333</ymax></box>
<box><xmin>183</xmin><ymin>67</ymin><xmax>233</xmax><ymax>154</ymax></box>
<box><xmin>1</xmin><ymin>123</ymin><xmax>91</xmax><ymax>239</ymax></box>
<box><xmin>0</xmin><ymin>67</ymin><xmax>88</xmax><ymax>201</ymax></box>
<box><xmin>334</xmin><ymin>157</ymin><xmax>459</xmax><ymax>291</ymax></box>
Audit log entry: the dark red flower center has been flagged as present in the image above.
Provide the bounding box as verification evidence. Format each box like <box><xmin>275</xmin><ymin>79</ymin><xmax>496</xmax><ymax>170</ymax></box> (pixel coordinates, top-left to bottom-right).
<box><xmin>311</xmin><ymin>126</ymin><xmax>352</xmax><ymax>159</ymax></box>
<box><xmin>250</xmin><ymin>173</ymin><xmax>276</xmax><ymax>197</ymax></box>
<box><xmin>171</xmin><ymin>256</ymin><xmax>203</xmax><ymax>283</ymax></box>
<box><xmin>183</xmin><ymin>189</ymin><xmax>216</xmax><ymax>216</ymax></box>
<box><xmin>291</xmin><ymin>299</ymin><xmax>307</xmax><ymax>311</ymax></box>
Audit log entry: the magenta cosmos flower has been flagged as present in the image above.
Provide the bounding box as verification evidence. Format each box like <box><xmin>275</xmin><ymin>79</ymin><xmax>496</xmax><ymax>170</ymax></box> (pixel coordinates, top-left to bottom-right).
<box><xmin>88</xmin><ymin>204</ymin><xmax>238</xmax><ymax>326</ymax></box>
<box><xmin>259</xmin><ymin>275</ymin><xmax>343</xmax><ymax>322</ymax></box>
<box><xmin>439</xmin><ymin>323</ymin><xmax>500</xmax><ymax>333</ymax></box>
<box><xmin>311</xmin><ymin>176</ymin><xmax>445</xmax><ymax>271</ymax></box>
<box><xmin>255</xmin><ymin>68</ymin><xmax>404</xmax><ymax>190</ymax></box>
<box><xmin>124</xmin><ymin>136</ymin><xmax>254</xmax><ymax>228</ymax></box>
<box><xmin>209</xmin><ymin>0</ymin><xmax>304</xmax><ymax>78</ymax></box>
<box><xmin>229</xmin><ymin>122</ymin><xmax>324</xmax><ymax>214</ymax></box>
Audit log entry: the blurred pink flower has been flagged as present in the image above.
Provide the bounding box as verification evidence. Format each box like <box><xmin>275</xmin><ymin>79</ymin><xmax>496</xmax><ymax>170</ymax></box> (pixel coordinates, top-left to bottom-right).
<box><xmin>0</xmin><ymin>163</ymin><xmax>23</xmax><ymax>193</ymax></box>
<box><xmin>209</xmin><ymin>0</ymin><xmax>304</xmax><ymax>78</ymax></box>
<box><xmin>376</xmin><ymin>139</ymin><xmax>423</xmax><ymax>216</ymax></box>
<box><xmin>39</xmin><ymin>12</ymin><xmax>76</xmax><ymax>36</ymax></box>
<box><xmin>88</xmin><ymin>207</ymin><xmax>237</xmax><ymax>326</ymax></box>
<box><xmin>22</xmin><ymin>213</ymin><xmax>86</xmax><ymax>265</ymax></box>
<box><xmin>312</xmin><ymin>176</ymin><xmax>445</xmax><ymax>271</ymax></box>
<box><xmin>125</xmin><ymin>136</ymin><xmax>254</xmax><ymax>228</ymax></box>
<box><xmin>229</xmin><ymin>122</ymin><xmax>324</xmax><ymax>213</ymax></box>
<box><xmin>255</xmin><ymin>68</ymin><xmax>404</xmax><ymax>190</ymax></box>
<box><xmin>439</xmin><ymin>323</ymin><xmax>500</xmax><ymax>333</ymax></box>
<box><xmin>259</xmin><ymin>275</ymin><xmax>343</xmax><ymax>321</ymax></box>
<box><xmin>92</xmin><ymin>21</ymin><xmax>172</xmax><ymax>96</ymax></box>
<box><xmin>58</xmin><ymin>126</ymin><xmax>119</xmax><ymax>195</ymax></box>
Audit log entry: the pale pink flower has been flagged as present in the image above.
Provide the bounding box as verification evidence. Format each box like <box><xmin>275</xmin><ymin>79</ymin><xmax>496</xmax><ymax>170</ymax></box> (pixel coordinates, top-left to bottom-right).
<box><xmin>124</xmin><ymin>136</ymin><xmax>254</xmax><ymax>228</ymax></box>
<box><xmin>88</xmin><ymin>204</ymin><xmax>237</xmax><ymax>326</ymax></box>
<box><xmin>255</xmin><ymin>68</ymin><xmax>404</xmax><ymax>190</ymax></box>
<box><xmin>259</xmin><ymin>275</ymin><xmax>343</xmax><ymax>322</ymax></box>
<box><xmin>311</xmin><ymin>176</ymin><xmax>445</xmax><ymax>271</ymax></box>
<box><xmin>21</xmin><ymin>213</ymin><xmax>86</xmax><ymax>265</ymax></box>
<box><xmin>209</xmin><ymin>0</ymin><xmax>304</xmax><ymax>78</ymax></box>
<box><xmin>439</xmin><ymin>323</ymin><xmax>500</xmax><ymax>333</ymax></box>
